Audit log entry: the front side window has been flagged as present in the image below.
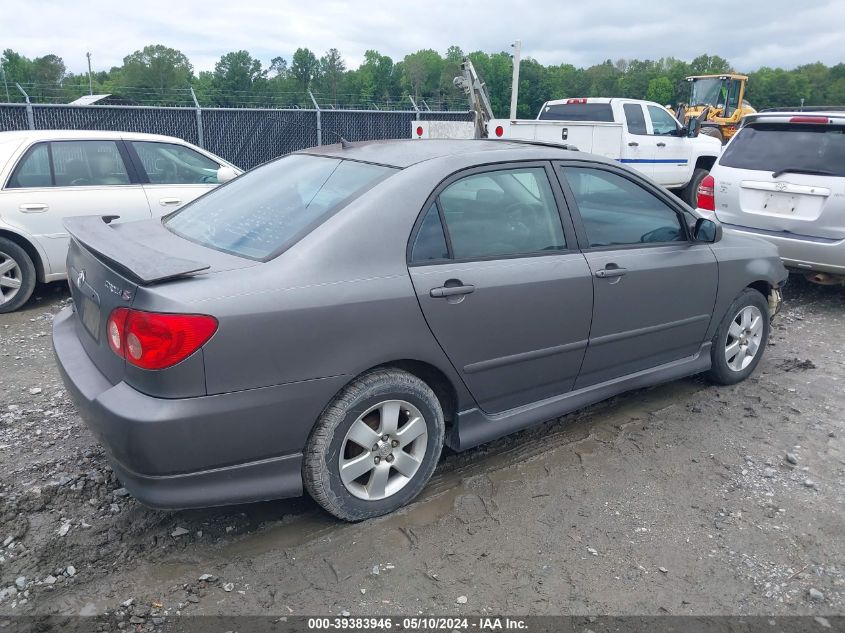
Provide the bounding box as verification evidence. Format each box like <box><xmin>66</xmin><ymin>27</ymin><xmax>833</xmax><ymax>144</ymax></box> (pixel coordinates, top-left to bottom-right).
<box><xmin>132</xmin><ymin>141</ymin><xmax>222</xmax><ymax>185</ymax></box>
<box><xmin>165</xmin><ymin>154</ymin><xmax>394</xmax><ymax>260</ymax></box>
<box><xmin>7</xmin><ymin>143</ymin><xmax>51</xmax><ymax>188</ymax></box>
<box><xmin>624</xmin><ymin>103</ymin><xmax>647</xmax><ymax>135</ymax></box>
<box><xmin>561</xmin><ymin>167</ymin><xmax>685</xmax><ymax>247</ymax></box>
<box><xmin>437</xmin><ymin>167</ymin><xmax>566</xmax><ymax>260</ymax></box>
<box><xmin>647</xmin><ymin>106</ymin><xmax>679</xmax><ymax>136</ymax></box>
<box><xmin>51</xmin><ymin>141</ymin><xmax>130</xmax><ymax>187</ymax></box>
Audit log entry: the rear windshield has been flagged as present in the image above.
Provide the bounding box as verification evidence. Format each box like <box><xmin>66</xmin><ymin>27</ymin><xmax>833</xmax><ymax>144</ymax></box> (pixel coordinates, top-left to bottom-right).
<box><xmin>165</xmin><ymin>154</ymin><xmax>395</xmax><ymax>260</ymax></box>
<box><xmin>721</xmin><ymin>123</ymin><xmax>845</xmax><ymax>177</ymax></box>
<box><xmin>537</xmin><ymin>103</ymin><xmax>614</xmax><ymax>122</ymax></box>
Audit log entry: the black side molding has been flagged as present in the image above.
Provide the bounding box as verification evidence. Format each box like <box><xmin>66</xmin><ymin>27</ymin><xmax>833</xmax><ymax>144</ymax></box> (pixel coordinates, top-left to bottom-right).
<box><xmin>63</xmin><ymin>215</ymin><xmax>210</xmax><ymax>285</ymax></box>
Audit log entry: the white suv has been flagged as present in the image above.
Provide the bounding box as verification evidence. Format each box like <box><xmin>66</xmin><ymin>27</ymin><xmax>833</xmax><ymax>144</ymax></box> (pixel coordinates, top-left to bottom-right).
<box><xmin>696</xmin><ymin>111</ymin><xmax>845</xmax><ymax>283</ymax></box>
<box><xmin>0</xmin><ymin>130</ymin><xmax>241</xmax><ymax>312</ymax></box>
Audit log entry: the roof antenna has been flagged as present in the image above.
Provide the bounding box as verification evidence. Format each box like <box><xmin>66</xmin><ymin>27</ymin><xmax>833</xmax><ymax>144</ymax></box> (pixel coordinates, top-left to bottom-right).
<box><xmin>340</xmin><ymin>137</ymin><xmax>351</xmax><ymax>149</ymax></box>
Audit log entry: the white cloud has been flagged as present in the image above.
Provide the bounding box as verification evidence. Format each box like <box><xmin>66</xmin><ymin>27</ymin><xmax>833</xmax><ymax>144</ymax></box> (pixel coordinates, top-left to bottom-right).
<box><xmin>1</xmin><ymin>0</ymin><xmax>843</xmax><ymax>74</ymax></box>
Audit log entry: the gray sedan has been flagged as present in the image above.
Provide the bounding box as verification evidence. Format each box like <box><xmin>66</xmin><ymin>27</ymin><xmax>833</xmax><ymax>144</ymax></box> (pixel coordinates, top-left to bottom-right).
<box><xmin>52</xmin><ymin>140</ymin><xmax>787</xmax><ymax>520</ymax></box>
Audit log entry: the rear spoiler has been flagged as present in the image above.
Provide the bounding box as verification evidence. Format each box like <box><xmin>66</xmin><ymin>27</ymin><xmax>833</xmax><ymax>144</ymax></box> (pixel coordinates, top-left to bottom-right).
<box><xmin>63</xmin><ymin>215</ymin><xmax>209</xmax><ymax>285</ymax></box>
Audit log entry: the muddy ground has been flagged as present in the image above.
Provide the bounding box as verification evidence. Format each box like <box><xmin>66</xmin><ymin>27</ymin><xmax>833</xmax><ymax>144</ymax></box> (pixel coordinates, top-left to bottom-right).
<box><xmin>0</xmin><ymin>278</ymin><xmax>843</xmax><ymax>624</ymax></box>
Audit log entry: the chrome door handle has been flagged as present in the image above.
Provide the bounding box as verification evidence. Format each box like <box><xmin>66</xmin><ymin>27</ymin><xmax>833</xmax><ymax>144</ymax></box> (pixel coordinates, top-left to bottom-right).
<box><xmin>595</xmin><ymin>267</ymin><xmax>627</xmax><ymax>279</ymax></box>
<box><xmin>628</xmin><ymin>141</ymin><xmax>639</xmax><ymax>147</ymax></box>
<box><xmin>19</xmin><ymin>203</ymin><xmax>48</xmax><ymax>213</ymax></box>
<box><xmin>159</xmin><ymin>197</ymin><xmax>182</xmax><ymax>206</ymax></box>
<box><xmin>430</xmin><ymin>284</ymin><xmax>475</xmax><ymax>298</ymax></box>
<box><xmin>656</xmin><ymin>142</ymin><xmax>666</xmax><ymax>147</ymax></box>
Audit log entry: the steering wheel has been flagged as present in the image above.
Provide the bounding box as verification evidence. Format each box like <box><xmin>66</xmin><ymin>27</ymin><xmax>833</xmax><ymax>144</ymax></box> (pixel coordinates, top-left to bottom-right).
<box><xmin>69</xmin><ymin>178</ymin><xmax>91</xmax><ymax>186</ymax></box>
<box><xmin>640</xmin><ymin>226</ymin><xmax>680</xmax><ymax>243</ymax></box>
<box><xmin>201</xmin><ymin>174</ymin><xmax>217</xmax><ymax>183</ymax></box>
<box><xmin>503</xmin><ymin>202</ymin><xmax>538</xmax><ymax>240</ymax></box>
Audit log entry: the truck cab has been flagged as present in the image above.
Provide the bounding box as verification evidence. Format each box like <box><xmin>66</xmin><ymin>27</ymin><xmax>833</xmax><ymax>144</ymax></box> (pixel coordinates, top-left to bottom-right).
<box><xmin>488</xmin><ymin>98</ymin><xmax>722</xmax><ymax>204</ymax></box>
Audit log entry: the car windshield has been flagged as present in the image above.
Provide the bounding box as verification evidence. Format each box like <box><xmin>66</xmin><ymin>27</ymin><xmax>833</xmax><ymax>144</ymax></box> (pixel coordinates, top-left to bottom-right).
<box><xmin>537</xmin><ymin>103</ymin><xmax>614</xmax><ymax>122</ymax></box>
<box><xmin>720</xmin><ymin>123</ymin><xmax>845</xmax><ymax>177</ymax></box>
<box><xmin>164</xmin><ymin>154</ymin><xmax>395</xmax><ymax>260</ymax></box>
<box><xmin>688</xmin><ymin>78</ymin><xmax>724</xmax><ymax>106</ymax></box>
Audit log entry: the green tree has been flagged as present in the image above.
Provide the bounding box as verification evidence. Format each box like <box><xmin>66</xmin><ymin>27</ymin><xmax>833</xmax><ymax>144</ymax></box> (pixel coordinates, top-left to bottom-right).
<box><xmin>319</xmin><ymin>48</ymin><xmax>346</xmax><ymax>103</ymax></box>
<box><xmin>402</xmin><ymin>49</ymin><xmax>443</xmax><ymax>101</ymax></box>
<box><xmin>211</xmin><ymin>51</ymin><xmax>266</xmax><ymax>106</ymax></box>
<box><xmin>646</xmin><ymin>76</ymin><xmax>674</xmax><ymax>105</ymax></box>
<box><xmin>290</xmin><ymin>48</ymin><xmax>319</xmax><ymax>93</ymax></box>
<box><xmin>119</xmin><ymin>45</ymin><xmax>193</xmax><ymax>100</ymax></box>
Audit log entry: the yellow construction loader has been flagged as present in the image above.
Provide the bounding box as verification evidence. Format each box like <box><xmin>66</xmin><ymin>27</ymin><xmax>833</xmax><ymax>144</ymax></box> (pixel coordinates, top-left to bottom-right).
<box><xmin>670</xmin><ymin>74</ymin><xmax>756</xmax><ymax>143</ymax></box>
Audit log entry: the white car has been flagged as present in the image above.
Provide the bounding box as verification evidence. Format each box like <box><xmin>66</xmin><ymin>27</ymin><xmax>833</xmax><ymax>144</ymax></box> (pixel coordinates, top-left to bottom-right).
<box><xmin>696</xmin><ymin>111</ymin><xmax>845</xmax><ymax>283</ymax></box>
<box><xmin>0</xmin><ymin>130</ymin><xmax>241</xmax><ymax>312</ymax></box>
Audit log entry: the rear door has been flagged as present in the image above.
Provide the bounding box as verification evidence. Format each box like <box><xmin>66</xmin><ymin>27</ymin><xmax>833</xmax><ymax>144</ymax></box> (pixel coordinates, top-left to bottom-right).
<box><xmin>2</xmin><ymin>139</ymin><xmax>151</xmax><ymax>275</ymax></box>
<box><xmin>556</xmin><ymin>162</ymin><xmax>718</xmax><ymax>388</ymax></box>
<box><xmin>126</xmin><ymin>140</ymin><xmax>225</xmax><ymax>216</ymax></box>
<box><xmin>645</xmin><ymin>105</ymin><xmax>691</xmax><ymax>187</ymax></box>
<box><xmin>408</xmin><ymin>163</ymin><xmax>593</xmax><ymax>414</ymax></box>
<box><xmin>712</xmin><ymin>120</ymin><xmax>845</xmax><ymax>240</ymax></box>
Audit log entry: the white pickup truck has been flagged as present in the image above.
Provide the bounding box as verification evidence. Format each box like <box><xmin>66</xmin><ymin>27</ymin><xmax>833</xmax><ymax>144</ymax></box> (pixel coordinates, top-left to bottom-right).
<box><xmin>488</xmin><ymin>98</ymin><xmax>722</xmax><ymax>204</ymax></box>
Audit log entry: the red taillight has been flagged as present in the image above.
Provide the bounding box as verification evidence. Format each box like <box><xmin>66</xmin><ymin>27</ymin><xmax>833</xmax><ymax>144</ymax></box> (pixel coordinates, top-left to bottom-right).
<box><xmin>415</xmin><ymin>125</ymin><xmax>423</xmax><ymax>137</ymax></box>
<box><xmin>494</xmin><ymin>125</ymin><xmax>504</xmax><ymax>137</ymax></box>
<box><xmin>566</xmin><ymin>98</ymin><xmax>588</xmax><ymax>104</ymax></box>
<box><xmin>789</xmin><ymin>116</ymin><xmax>830</xmax><ymax>124</ymax></box>
<box><xmin>697</xmin><ymin>174</ymin><xmax>716</xmax><ymax>211</ymax></box>
<box><xmin>106</xmin><ymin>308</ymin><xmax>218</xmax><ymax>370</ymax></box>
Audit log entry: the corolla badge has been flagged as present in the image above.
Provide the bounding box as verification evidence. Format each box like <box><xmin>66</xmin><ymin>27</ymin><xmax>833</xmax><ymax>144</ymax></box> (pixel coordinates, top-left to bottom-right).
<box><xmin>75</xmin><ymin>269</ymin><xmax>86</xmax><ymax>288</ymax></box>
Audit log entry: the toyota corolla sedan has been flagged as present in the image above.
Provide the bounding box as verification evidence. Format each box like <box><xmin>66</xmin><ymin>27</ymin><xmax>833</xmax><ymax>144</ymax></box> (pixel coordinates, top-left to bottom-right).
<box><xmin>53</xmin><ymin>139</ymin><xmax>787</xmax><ymax>521</ymax></box>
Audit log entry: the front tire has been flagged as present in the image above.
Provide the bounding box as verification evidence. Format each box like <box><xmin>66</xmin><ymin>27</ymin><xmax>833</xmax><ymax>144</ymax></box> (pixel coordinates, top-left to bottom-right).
<box><xmin>0</xmin><ymin>237</ymin><xmax>36</xmax><ymax>314</ymax></box>
<box><xmin>707</xmin><ymin>288</ymin><xmax>770</xmax><ymax>385</ymax></box>
<box><xmin>304</xmin><ymin>368</ymin><xmax>445</xmax><ymax>521</ymax></box>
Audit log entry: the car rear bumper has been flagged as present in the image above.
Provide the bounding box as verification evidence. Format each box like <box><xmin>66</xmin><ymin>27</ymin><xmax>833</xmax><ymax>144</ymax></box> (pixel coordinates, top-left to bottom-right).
<box><xmin>52</xmin><ymin>306</ymin><xmax>346</xmax><ymax>509</ymax></box>
<box><xmin>722</xmin><ymin>223</ymin><xmax>845</xmax><ymax>274</ymax></box>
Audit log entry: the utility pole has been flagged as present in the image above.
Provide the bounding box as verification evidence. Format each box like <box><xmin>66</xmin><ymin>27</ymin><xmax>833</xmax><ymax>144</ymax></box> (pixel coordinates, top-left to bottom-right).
<box><xmin>86</xmin><ymin>52</ymin><xmax>93</xmax><ymax>95</ymax></box>
<box><xmin>509</xmin><ymin>39</ymin><xmax>521</xmax><ymax>120</ymax></box>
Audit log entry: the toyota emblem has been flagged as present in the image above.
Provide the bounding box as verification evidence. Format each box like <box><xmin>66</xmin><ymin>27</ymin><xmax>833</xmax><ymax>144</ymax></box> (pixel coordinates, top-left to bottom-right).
<box><xmin>76</xmin><ymin>269</ymin><xmax>86</xmax><ymax>288</ymax></box>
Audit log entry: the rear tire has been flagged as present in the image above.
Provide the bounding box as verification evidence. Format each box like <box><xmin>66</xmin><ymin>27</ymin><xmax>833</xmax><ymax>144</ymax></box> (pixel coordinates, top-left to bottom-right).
<box><xmin>304</xmin><ymin>368</ymin><xmax>445</xmax><ymax>521</ymax></box>
<box><xmin>0</xmin><ymin>237</ymin><xmax>36</xmax><ymax>314</ymax></box>
<box><xmin>682</xmin><ymin>167</ymin><xmax>709</xmax><ymax>207</ymax></box>
<box><xmin>707</xmin><ymin>288</ymin><xmax>770</xmax><ymax>385</ymax></box>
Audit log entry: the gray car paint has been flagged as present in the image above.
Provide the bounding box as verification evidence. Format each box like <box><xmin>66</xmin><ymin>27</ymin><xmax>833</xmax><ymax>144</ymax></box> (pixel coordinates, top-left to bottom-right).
<box><xmin>54</xmin><ymin>139</ymin><xmax>788</xmax><ymax>509</ymax></box>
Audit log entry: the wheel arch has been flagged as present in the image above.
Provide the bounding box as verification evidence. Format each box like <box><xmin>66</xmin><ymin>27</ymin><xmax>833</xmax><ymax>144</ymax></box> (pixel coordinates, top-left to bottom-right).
<box><xmin>694</xmin><ymin>155</ymin><xmax>716</xmax><ymax>172</ymax></box>
<box><xmin>0</xmin><ymin>228</ymin><xmax>46</xmax><ymax>282</ymax></box>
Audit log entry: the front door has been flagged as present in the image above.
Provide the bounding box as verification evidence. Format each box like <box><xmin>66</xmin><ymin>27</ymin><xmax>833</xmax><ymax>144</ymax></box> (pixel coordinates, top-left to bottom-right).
<box><xmin>557</xmin><ymin>164</ymin><xmax>718</xmax><ymax>389</ymax></box>
<box><xmin>2</xmin><ymin>139</ymin><xmax>151</xmax><ymax>276</ymax></box>
<box><xmin>408</xmin><ymin>164</ymin><xmax>593</xmax><ymax>414</ymax></box>
<box><xmin>646</xmin><ymin>105</ymin><xmax>691</xmax><ymax>188</ymax></box>
<box><xmin>126</xmin><ymin>140</ymin><xmax>223</xmax><ymax>217</ymax></box>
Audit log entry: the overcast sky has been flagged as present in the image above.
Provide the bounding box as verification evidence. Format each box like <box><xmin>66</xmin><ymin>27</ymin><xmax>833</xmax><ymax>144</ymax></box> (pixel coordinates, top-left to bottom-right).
<box><xmin>2</xmin><ymin>0</ymin><xmax>844</xmax><ymax>74</ymax></box>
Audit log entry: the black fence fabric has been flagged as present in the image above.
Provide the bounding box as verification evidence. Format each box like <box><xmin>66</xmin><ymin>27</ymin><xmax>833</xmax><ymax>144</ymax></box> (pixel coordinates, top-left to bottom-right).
<box><xmin>0</xmin><ymin>104</ymin><xmax>472</xmax><ymax>170</ymax></box>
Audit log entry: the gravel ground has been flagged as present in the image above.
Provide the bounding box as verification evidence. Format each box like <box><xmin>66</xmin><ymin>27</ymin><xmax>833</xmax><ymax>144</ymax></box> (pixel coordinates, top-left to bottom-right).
<box><xmin>0</xmin><ymin>277</ymin><xmax>843</xmax><ymax>625</ymax></box>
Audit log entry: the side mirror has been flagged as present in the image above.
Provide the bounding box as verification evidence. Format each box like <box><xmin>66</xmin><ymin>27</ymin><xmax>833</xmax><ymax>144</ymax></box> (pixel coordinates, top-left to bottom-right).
<box><xmin>216</xmin><ymin>166</ymin><xmax>238</xmax><ymax>183</ymax></box>
<box><xmin>693</xmin><ymin>217</ymin><xmax>722</xmax><ymax>243</ymax></box>
<box><xmin>687</xmin><ymin>118</ymin><xmax>700</xmax><ymax>137</ymax></box>
<box><xmin>678</xmin><ymin>125</ymin><xmax>689</xmax><ymax>137</ymax></box>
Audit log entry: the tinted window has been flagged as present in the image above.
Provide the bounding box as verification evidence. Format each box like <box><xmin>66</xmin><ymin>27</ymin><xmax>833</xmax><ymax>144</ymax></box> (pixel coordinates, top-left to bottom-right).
<box><xmin>720</xmin><ymin>123</ymin><xmax>845</xmax><ymax>177</ymax></box>
<box><xmin>51</xmin><ymin>141</ymin><xmax>130</xmax><ymax>187</ymax></box>
<box><xmin>7</xmin><ymin>143</ymin><xmax>51</xmax><ymax>188</ymax></box>
<box><xmin>132</xmin><ymin>141</ymin><xmax>222</xmax><ymax>184</ymax></box>
<box><xmin>624</xmin><ymin>104</ymin><xmax>647</xmax><ymax>135</ymax></box>
<box><xmin>561</xmin><ymin>167</ymin><xmax>684</xmax><ymax>247</ymax></box>
<box><xmin>411</xmin><ymin>204</ymin><xmax>449</xmax><ymax>263</ymax></box>
<box><xmin>647</xmin><ymin>106</ymin><xmax>679</xmax><ymax>136</ymax></box>
<box><xmin>165</xmin><ymin>154</ymin><xmax>394</xmax><ymax>260</ymax></box>
<box><xmin>538</xmin><ymin>103</ymin><xmax>614</xmax><ymax>122</ymax></box>
<box><xmin>438</xmin><ymin>167</ymin><xmax>566</xmax><ymax>259</ymax></box>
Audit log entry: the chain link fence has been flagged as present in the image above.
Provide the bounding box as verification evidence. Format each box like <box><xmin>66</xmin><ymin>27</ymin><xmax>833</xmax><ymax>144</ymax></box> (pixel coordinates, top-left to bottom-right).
<box><xmin>0</xmin><ymin>102</ymin><xmax>472</xmax><ymax>169</ymax></box>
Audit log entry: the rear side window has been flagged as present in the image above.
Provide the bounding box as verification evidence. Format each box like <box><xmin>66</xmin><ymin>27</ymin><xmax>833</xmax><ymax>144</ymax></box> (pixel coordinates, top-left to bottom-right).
<box><xmin>721</xmin><ymin>123</ymin><xmax>845</xmax><ymax>177</ymax></box>
<box><xmin>51</xmin><ymin>141</ymin><xmax>130</xmax><ymax>186</ymax></box>
<box><xmin>131</xmin><ymin>141</ymin><xmax>222</xmax><ymax>184</ymax></box>
<box><xmin>623</xmin><ymin>104</ymin><xmax>647</xmax><ymax>135</ymax></box>
<box><xmin>411</xmin><ymin>204</ymin><xmax>449</xmax><ymax>263</ymax></box>
<box><xmin>7</xmin><ymin>143</ymin><xmax>51</xmax><ymax>188</ymax></box>
<box><xmin>437</xmin><ymin>167</ymin><xmax>566</xmax><ymax>260</ymax></box>
<box><xmin>165</xmin><ymin>154</ymin><xmax>394</xmax><ymax>260</ymax></box>
<box><xmin>538</xmin><ymin>103</ymin><xmax>614</xmax><ymax>122</ymax></box>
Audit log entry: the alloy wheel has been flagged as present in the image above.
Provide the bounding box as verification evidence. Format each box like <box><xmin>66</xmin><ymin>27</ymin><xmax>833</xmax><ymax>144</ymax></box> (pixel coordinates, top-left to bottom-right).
<box><xmin>338</xmin><ymin>400</ymin><xmax>428</xmax><ymax>501</ymax></box>
<box><xmin>0</xmin><ymin>251</ymin><xmax>23</xmax><ymax>306</ymax></box>
<box><xmin>725</xmin><ymin>305</ymin><xmax>764</xmax><ymax>371</ymax></box>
